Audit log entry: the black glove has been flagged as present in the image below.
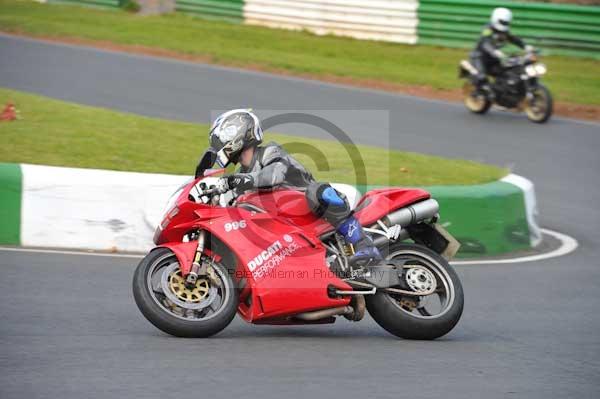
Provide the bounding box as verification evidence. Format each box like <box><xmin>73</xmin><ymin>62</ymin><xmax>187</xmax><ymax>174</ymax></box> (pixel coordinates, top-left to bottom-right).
<box><xmin>227</xmin><ymin>174</ymin><xmax>254</xmax><ymax>192</ymax></box>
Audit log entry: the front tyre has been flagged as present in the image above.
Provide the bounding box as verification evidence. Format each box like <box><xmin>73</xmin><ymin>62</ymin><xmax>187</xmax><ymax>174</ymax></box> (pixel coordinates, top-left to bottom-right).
<box><xmin>133</xmin><ymin>248</ymin><xmax>238</xmax><ymax>337</ymax></box>
<box><xmin>366</xmin><ymin>243</ymin><xmax>464</xmax><ymax>340</ymax></box>
<box><xmin>525</xmin><ymin>84</ymin><xmax>553</xmax><ymax>123</ymax></box>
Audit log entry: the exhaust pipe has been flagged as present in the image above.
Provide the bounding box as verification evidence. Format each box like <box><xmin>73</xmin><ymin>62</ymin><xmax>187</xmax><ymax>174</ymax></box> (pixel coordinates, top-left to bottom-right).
<box><xmin>382</xmin><ymin>199</ymin><xmax>439</xmax><ymax>228</ymax></box>
<box><xmin>293</xmin><ymin>306</ymin><xmax>353</xmax><ymax>321</ymax></box>
<box><xmin>460</xmin><ymin>59</ymin><xmax>479</xmax><ymax>76</ymax></box>
<box><xmin>373</xmin><ymin>229</ymin><xmax>409</xmax><ymax>247</ymax></box>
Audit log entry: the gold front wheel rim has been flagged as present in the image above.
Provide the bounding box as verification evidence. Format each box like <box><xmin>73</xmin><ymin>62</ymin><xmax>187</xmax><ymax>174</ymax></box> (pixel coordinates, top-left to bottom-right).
<box><xmin>168</xmin><ymin>270</ymin><xmax>210</xmax><ymax>303</ymax></box>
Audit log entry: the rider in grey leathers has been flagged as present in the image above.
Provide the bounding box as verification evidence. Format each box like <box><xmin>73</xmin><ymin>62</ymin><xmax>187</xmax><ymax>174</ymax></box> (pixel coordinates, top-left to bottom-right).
<box><xmin>204</xmin><ymin>109</ymin><xmax>382</xmax><ymax>268</ymax></box>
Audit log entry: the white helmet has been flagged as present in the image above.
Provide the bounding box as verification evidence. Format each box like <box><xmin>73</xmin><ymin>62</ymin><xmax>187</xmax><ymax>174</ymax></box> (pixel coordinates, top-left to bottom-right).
<box><xmin>491</xmin><ymin>7</ymin><xmax>512</xmax><ymax>32</ymax></box>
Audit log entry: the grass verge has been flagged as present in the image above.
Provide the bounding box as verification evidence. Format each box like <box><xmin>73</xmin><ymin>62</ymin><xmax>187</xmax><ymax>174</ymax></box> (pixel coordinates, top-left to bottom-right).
<box><xmin>0</xmin><ymin>0</ymin><xmax>598</xmax><ymax>108</ymax></box>
<box><xmin>0</xmin><ymin>87</ymin><xmax>506</xmax><ymax>186</ymax></box>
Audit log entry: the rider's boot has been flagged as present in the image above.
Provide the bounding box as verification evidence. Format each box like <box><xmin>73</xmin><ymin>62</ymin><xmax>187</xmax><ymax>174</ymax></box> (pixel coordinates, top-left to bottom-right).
<box><xmin>337</xmin><ymin>215</ymin><xmax>383</xmax><ymax>269</ymax></box>
<box><xmin>476</xmin><ymin>77</ymin><xmax>495</xmax><ymax>101</ymax></box>
<box><xmin>481</xmin><ymin>83</ymin><xmax>495</xmax><ymax>101</ymax></box>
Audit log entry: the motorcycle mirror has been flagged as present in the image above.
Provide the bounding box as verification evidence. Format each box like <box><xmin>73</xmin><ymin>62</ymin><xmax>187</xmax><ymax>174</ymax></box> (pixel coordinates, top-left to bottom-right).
<box><xmin>194</xmin><ymin>148</ymin><xmax>218</xmax><ymax>178</ymax></box>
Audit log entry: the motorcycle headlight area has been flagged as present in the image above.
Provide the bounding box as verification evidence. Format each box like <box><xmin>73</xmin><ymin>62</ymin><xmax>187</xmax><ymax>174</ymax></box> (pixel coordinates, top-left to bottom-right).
<box><xmin>525</xmin><ymin>63</ymin><xmax>547</xmax><ymax>77</ymax></box>
<box><xmin>162</xmin><ymin>187</ymin><xmax>184</xmax><ymax>216</ymax></box>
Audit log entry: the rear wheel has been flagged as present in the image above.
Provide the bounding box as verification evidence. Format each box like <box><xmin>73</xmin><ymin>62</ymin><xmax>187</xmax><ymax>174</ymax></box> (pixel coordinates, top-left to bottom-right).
<box><xmin>132</xmin><ymin>248</ymin><xmax>238</xmax><ymax>337</ymax></box>
<box><xmin>525</xmin><ymin>84</ymin><xmax>553</xmax><ymax>123</ymax></box>
<box><xmin>463</xmin><ymin>81</ymin><xmax>491</xmax><ymax>114</ymax></box>
<box><xmin>366</xmin><ymin>243</ymin><xmax>464</xmax><ymax>340</ymax></box>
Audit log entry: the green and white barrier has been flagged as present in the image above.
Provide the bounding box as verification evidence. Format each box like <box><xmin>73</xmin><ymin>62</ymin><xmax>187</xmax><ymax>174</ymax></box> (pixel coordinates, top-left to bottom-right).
<box><xmin>176</xmin><ymin>0</ymin><xmax>244</xmax><ymax>22</ymax></box>
<box><xmin>358</xmin><ymin>174</ymin><xmax>541</xmax><ymax>257</ymax></box>
<box><xmin>428</xmin><ymin>174</ymin><xmax>541</xmax><ymax>256</ymax></box>
<box><xmin>46</xmin><ymin>0</ymin><xmax>600</xmax><ymax>58</ymax></box>
<box><xmin>0</xmin><ymin>162</ymin><xmax>540</xmax><ymax>257</ymax></box>
<box><xmin>0</xmin><ymin>163</ymin><xmax>21</xmax><ymax>245</ymax></box>
<box><xmin>173</xmin><ymin>0</ymin><xmax>599</xmax><ymax>58</ymax></box>
<box><xmin>49</xmin><ymin>0</ymin><xmax>122</xmax><ymax>9</ymax></box>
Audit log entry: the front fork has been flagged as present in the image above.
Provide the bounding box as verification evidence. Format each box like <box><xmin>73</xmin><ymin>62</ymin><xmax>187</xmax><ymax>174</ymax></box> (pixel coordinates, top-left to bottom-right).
<box><xmin>181</xmin><ymin>230</ymin><xmax>222</xmax><ymax>289</ymax></box>
<box><xmin>524</xmin><ymin>78</ymin><xmax>539</xmax><ymax>102</ymax></box>
<box><xmin>185</xmin><ymin>230</ymin><xmax>206</xmax><ymax>286</ymax></box>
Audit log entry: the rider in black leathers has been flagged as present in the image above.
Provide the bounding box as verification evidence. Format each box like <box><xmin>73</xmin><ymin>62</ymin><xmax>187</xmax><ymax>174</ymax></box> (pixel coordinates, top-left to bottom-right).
<box><xmin>205</xmin><ymin>109</ymin><xmax>382</xmax><ymax>268</ymax></box>
<box><xmin>470</xmin><ymin>7</ymin><xmax>532</xmax><ymax>94</ymax></box>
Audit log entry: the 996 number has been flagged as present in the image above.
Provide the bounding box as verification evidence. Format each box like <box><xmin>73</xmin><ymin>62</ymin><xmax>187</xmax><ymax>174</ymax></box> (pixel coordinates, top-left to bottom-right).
<box><xmin>224</xmin><ymin>220</ymin><xmax>247</xmax><ymax>232</ymax></box>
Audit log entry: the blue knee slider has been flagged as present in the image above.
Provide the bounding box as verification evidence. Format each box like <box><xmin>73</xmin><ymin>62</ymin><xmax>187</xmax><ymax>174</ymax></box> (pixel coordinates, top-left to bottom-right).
<box><xmin>321</xmin><ymin>187</ymin><xmax>346</xmax><ymax>207</ymax></box>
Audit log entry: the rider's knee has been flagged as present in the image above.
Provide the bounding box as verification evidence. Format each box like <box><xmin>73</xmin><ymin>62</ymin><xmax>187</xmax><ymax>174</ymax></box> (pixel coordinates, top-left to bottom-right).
<box><xmin>306</xmin><ymin>182</ymin><xmax>351</xmax><ymax>226</ymax></box>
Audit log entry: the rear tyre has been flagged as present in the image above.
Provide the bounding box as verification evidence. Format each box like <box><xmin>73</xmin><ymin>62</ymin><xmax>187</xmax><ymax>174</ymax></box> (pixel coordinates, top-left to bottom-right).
<box><xmin>525</xmin><ymin>84</ymin><xmax>553</xmax><ymax>123</ymax></box>
<box><xmin>463</xmin><ymin>82</ymin><xmax>492</xmax><ymax>114</ymax></box>
<box><xmin>366</xmin><ymin>243</ymin><xmax>464</xmax><ymax>340</ymax></box>
<box><xmin>133</xmin><ymin>248</ymin><xmax>238</xmax><ymax>337</ymax></box>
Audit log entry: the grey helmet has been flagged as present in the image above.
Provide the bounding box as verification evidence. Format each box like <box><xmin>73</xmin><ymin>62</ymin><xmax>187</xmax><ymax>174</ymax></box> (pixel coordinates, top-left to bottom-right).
<box><xmin>209</xmin><ymin>109</ymin><xmax>263</xmax><ymax>167</ymax></box>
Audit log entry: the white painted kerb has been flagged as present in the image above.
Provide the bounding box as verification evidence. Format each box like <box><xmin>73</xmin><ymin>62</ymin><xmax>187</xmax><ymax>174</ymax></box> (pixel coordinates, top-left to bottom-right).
<box><xmin>20</xmin><ymin>164</ymin><xmax>188</xmax><ymax>252</ymax></box>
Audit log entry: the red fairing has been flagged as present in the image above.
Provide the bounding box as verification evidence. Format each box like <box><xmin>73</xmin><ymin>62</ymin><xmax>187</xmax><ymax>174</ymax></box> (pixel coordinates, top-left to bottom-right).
<box><xmin>237</xmin><ymin>190</ymin><xmax>334</xmax><ymax>236</ymax></box>
<box><xmin>354</xmin><ymin>188</ymin><xmax>430</xmax><ymax>226</ymax></box>
<box><xmin>192</xmin><ymin>213</ymin><xmax>351</xmax><ymax>322</ymax></box>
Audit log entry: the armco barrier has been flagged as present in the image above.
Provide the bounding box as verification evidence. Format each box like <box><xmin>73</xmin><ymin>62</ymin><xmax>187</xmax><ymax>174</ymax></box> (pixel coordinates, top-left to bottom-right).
<box><xmin>49</xmin><ymin>0</ymin><xmax>121</xmax><ymax>9</ymax></box>
<box><xmin>176</xmin><ymin>0</ymin><xmax>244</xmax><ymax>22</ymax></box>
<box><xmin>418</xmin><ymin>0</ymin><xmax>600</xmax><ymax>58</ymax></box>
<box><xmin>429</xmin><ymin>175</ymin><xmax>541</xmax><ymax>256</ymax></box>
<box><xmin>0</xmin><ymin>163</ymin><xmax>540</xmax><ymax>257</ymax></box>
<box><xmin>0</xmin><ymin>163</ymin><xmax>21</xmax><ymax>245</ymax></box>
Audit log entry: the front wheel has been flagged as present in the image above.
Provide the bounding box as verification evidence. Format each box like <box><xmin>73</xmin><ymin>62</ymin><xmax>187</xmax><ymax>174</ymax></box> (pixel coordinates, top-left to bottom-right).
<box><xmin>463</xmin><ymin>81</ymin><xmax>491</xmax><ymax>114</ymax></box>
<box><xmin>366</xmin><ymin>243</ymin><xmax>464</xmax><ymax>340</ymax></box>
<box><xmin>132</xmin><ymin>248</ymin><xmax>238</xmax><ymax>337</ymax></box>
<box><xmin>525</xmin><ymin>84</ymin><xmax>553</xmax><ymax>123</ymax></box>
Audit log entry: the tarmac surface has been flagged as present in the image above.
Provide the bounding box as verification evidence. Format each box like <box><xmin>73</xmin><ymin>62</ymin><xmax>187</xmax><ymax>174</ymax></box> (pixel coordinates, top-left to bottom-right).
<box><xmin>1</xmin><ymin>34</ymin><xmax>599</xmax><ymax>399</ymax></box>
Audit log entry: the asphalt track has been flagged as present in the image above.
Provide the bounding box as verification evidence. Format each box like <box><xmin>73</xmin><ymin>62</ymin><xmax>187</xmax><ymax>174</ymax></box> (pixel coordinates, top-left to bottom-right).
<box><xmin>1</xmin><ymin>34</ymin><xmax>599</xmax><ymax>399</ymax></box>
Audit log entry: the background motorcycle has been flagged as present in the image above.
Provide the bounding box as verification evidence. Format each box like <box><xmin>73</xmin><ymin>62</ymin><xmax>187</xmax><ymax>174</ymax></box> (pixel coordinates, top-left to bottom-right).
<box><xmin>459</xmin><ymin>50</ymin><xmax>553</xmax><ymax>123</ymax></box>
<box><xmin>133</xmin><ymin>150</ymin><xmax>464</xmax><ymax>340</ymax></box>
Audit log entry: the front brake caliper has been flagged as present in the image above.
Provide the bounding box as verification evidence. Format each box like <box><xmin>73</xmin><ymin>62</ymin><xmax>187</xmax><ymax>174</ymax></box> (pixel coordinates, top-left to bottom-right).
<box><xmin>206</xmin><ymin>264</ymin><xmax>222</xmax><ymax>287</ymax></box>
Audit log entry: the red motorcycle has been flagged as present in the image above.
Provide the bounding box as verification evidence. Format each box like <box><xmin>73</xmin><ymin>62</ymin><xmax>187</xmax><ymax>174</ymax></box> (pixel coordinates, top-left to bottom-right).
<box><xmin>133</xmin><ymin>151</ymin><xmax>464</xmax><ymax>339</ymax></box>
